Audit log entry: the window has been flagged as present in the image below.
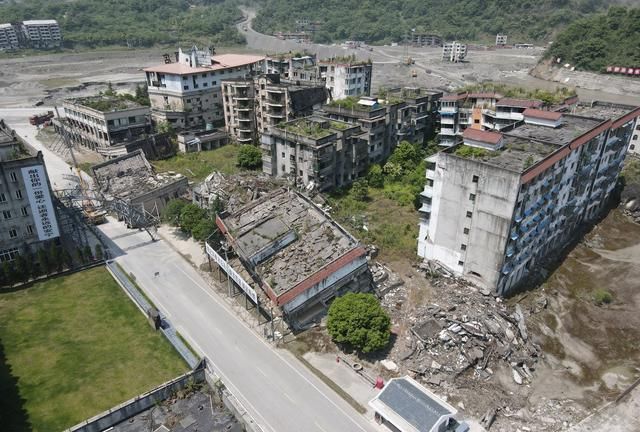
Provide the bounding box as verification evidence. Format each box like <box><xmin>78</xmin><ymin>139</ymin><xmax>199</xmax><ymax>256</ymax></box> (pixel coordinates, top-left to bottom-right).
<box><xmin>21</xmin><ymin>207</ymin><xmax>28</xmax><ymax>216</ymax></box>
<box><xmin>461</xmin><ymin>244</ymin><xmax>467</xmax><ymax>251</ymax></box>
<box><xmin>203</xmin><ymin>82</ymin><xmax>208</xmax><ymax>87</ymax></box>
<box><xmin>472</xmin><ymin>175</ymin><xmax>479</xmax><ymax>183</ymax></box>
<box><xmin>463</xmin><ymin>228</ymin><xmax>469</xmax><ymax>235</ymax></box>
<box><xmin>458</xmin><ymin>260</ymin><xmax>464</xmax><ymax>266</ymax></box>
<box><xmin>186</xmin><ymin>99</ymin><xmax>191</xmax><ymax>103</ymax></box>
<box><xmin>3</xmin><ymin>210</ymin><xmax>12</xmax><ymax>219</ymax></box>
<box><xmin>15</xmin><ymin>190</ymin><xmax>22</xmax><ymax>199</ymax></box>
<box><xmin>0</xmin><ymin>248</ymin><xmax>19</xmax><ymax>262</ymax></box>
<box><xmin>469</xmin><ymin>193</ymin><xmax>476</xmax><ymax>202</ymax></box>
<box><xmin>0</xmin><ymin>193</ymin><xmax>5</xmax><ymax>203</ymax></box>
<box><xmin>474</xmin><ymin>119</ymin><xmax>480</xmax><ymax>124</ymax></box>
<box><xmin>634</xmin><ymin>135</ymin><xmax>638</xmax><ymax>140</ymax></box>
<box><xmin>466</xmin><ymin>211</ymin><xmax>473</xmax><ymax>218</ymax></box>
<box><xmin>183</xmin><ymin>85</ymin><xmax>189</xmax><ymax>90</ymax></box>
<box><xmin>9</xmin><ymin>229</ymin><xmax>17</xmax><ymax>239</ymax></box>
<box><xmin>182</xmin><ymin>76</ymin><xmax>188</xmax><ymax>80</ymax></box>
<box><xmin>281</xmin><ymin>152</ymin><xmax>285</xmax><ymax>157</ymax></box>
<box><xmin>128</xmin><ymin>116</ymin><xmax>136</xmax><ymax>124</ymax></box>
<box><xmin>26</xmin><ymin>225</ymin><xmax>34</xmax><ymax>235</ymax></box>
<box><xmin>9</xmin><ymin>172</ymin><xmax>17</xmax><ymax>182</ymax></box>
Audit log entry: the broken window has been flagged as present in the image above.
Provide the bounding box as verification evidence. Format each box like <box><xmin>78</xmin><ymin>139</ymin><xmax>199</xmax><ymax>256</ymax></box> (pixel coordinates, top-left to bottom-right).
<box><xmin>466</xmin><ymin>211</ymin><xmax>473</xmax><ymax>218</ymax></box>
<box><xmin>469</xmin><ymin>193</ymin><xmax>476</xmax><ymax>202</ymax></box>
<box><xmin>461</xmin><ymin>244</ymin><xmax>467</xmax><ymax>251</ymax></box>
<box><xmin>472</xmin><ymin>175</ymin><xmax>479</xmax><ymax>183</ymax></box>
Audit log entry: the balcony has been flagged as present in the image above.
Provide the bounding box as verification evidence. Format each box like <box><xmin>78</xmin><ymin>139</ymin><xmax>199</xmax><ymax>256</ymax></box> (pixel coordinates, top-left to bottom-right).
<box><xmin>439</xmin><ymin>106</ymin><xmax>458</xmax><ymax>114</ymax></box>
<box><xmin>418</xmin><ymin>203</ymin><xmax>432</xmax><ymax>214</ymax></box>
<box><xmin>420</xmin><ymin>188</ymin><xmax>432</xmax><ymax>199</ymax></box>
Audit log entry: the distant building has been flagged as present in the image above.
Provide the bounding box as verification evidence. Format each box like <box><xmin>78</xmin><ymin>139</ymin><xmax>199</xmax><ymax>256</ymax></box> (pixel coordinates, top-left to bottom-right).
<box><xmin>61</xmin><ymin>96</ymin><xmax>151</xmax><ymax>157</ymax></box>
<box><xmin>0</xmin><ymin>151</ymin><xmax>61</xmax><ymax>263</ymax></box>
<box><xmin>21</xmin><ymin>20</ymin><xmax>62</xmax><ymax>48</ymax></box>
<box><xmin>274</xmin><ymin>32</ymin><xmax>311</xmax><ymax>43</ymax></box>
<box><xmin>370</xmin><ymin>376</ymin><xmax>467</xmax><ymax>432</ymax></box>
<box><xmin>318</xmin><ymin>58</ymin><xmax>372</xmax><ymax>100</ymax></box>
<box><xmin>144</xmin><ymin>47</ymin><xmax>265</xmax><ymax>130</ymax></box>
<box><xmin>265</xmin><ymin>53</ymin><xmax>318</xmax><ymax>80</ymax></box>
<box><xmin>418</xmin><ymin>102</ymin><xmax>640</xmax><ymax>295</ymax></box>
<box><xmin>0</xmin><ymin>23</ymin><xmax>19</xmax><ymax>50</ymax></box>
<box><xmin>221</xmin><ymin>74</ymin><xmax>327</xmax><ymax>143</ymax></box>
<box><xmin>442</xmin><ymin>41</ymin><xmax>466</xmax><ymax>63</ymax></box>
<box><xmin>261</xmin><ymin>116</ymin><xmax>368</xmax><ymax>191</ymax></box>
<box><xmin>211</xmin><ymin>188</ymin><xmax>370</xmax><ymax>329</ymax></box>
<box><xmin>411</xmin><ymin>33</ymin><xmax>442</xmax><ymax>47</ymax></box>
<box><xmin>496</xmin><ymin>34</ymin><xmax>508</xmax><ymax>46</ymax></box>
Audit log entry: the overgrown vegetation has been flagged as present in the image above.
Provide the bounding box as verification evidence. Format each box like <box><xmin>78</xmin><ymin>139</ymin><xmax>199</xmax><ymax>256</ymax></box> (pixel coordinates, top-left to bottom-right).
<box><xmin>0</xmin><ymin>0</ymin><xmax>245</xmax><ymax>48</ymax></box>
<box><xmin>592</xmin><ymin>288</ymin><xmax>613</xmax><ymax>305</ymax></box>
<box><xmin>253</xmin><ymin>0</ymin><xmax>615</xmax><ymax>44</ymax></box>
<box><xmin>152</xmin><ymin>145</ymin><xmax>241</xmax><ymax>181</ymax></box>
<box><xmin>0</xmin><ymin>267</ymin><xmax>186</xmax><ymax>431</ymax></box>
<box><xmin>81</xmin><ymin>83</ymin><xmax>150</xmax><ymax>110</ymax></box>
<box><xmin>546</xmin><ymin>6</ymin><xmax>640</xmax><ymax>72</ymax></box>
<box><xmin>236</xmin><ymin>145</ymin><xmax>263</xmax><ymax>169</ymax></box>
<box><xmin>454</xmin><ymin>145</ymin><xmax>492</xmax><ymax>159</ymax></box>
<box><xmin>327</xmin><ymin>140</ymin><xmax>438</xmax><ymax>261</ymax></box>
<box><xmin>459</xmin><ymin>83</ymin><xmax>577</xmax><ymax>106</ymax></box>
<box><xmin>162</xmin><ymin>198</ymin><xmax>223</xmax><ymax>242</ymax></box>
<box><xmin>1</xmin><ymin>243</ymin><xmax>75</xmax><ymax>287</ymax></box>
<box><xmin>281</xmin><ymin>120</ymin><xmax>333</xmax><ymax>138</ymax></box>
<box><xmin>327</xmin><ymin>292</ymin><xmax>391</xmax><ymax>353</ymax></box>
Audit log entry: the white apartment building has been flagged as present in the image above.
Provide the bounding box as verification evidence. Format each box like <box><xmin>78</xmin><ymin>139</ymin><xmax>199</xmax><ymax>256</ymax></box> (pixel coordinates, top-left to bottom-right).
<box><xmin>0</xmin><ymin>151</ymin><xmax>60</xmax><ymax>263</ymax></box>
<box><xmin>0</xmin><ymin>23</ymin><xmax>19</xmax><ymax>50</ymax></box>
<box><xmin>496</xmin><ymin>34</ymin><xmax>508</xmax><ymax>46</ymax></box>
<box><xmin>144</xmin><ymin>47</ymin><xmax>265</xmax><ymax>129</ymax></box>
<box><xmin>318</xmin><ymin>59</ymin><xmax>372</xmax><ymax>100</ymax></box>
<box><xmin>442</xmin><ymin>41</ymin><xmax>466</xmax><ymax>63</ymax></box>
<box><xmin>21</xmin><ymin>20</ymin><xmax>62</xmax><ymax>48</ymax></box>
<box><xmin>418</xmin><ymin>103</ymin><xmax>639</xmax><ymax>295</ymax></box>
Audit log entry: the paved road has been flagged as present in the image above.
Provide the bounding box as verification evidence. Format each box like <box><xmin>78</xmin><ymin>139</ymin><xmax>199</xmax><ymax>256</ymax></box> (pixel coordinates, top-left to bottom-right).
<box><xmin>1</xmin><ymin>109</ymin><xmax>379</xmax><ymax>432</ymax></box>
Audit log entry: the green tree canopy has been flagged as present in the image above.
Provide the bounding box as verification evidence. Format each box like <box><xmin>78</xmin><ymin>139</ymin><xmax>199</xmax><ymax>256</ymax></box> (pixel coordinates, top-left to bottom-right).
<box><xmin>367</xmin><ymin>164</ymin><xmax>384</xmax><ymax>188</ymax></box>
<box><xmin>237</xmin><ymin>145</ymin><xmax>263</xmax><ymax>170</ymax></box>
<box><xmin>180</xmin><ymin>204</ymin><xmax>207</xmax><ymax>235</ymax></box>
<box><xmin>327</xmin><ymin>292</ymin><xmax>391</xmax><ymax>353</ymax></box>
<box><xmin>351</xmin><ymin>179</ymin><xmax>369</xmax><ymax>202</ymax></box>
<box><xmin>162</xmin><ymin>199</ymin><xmax>187</xmax><ymax>225</ymax></box>
<box><xmin>192</xmin><ymin>218</ymin><xmax>218</xmax><ymax>241</ymax></box>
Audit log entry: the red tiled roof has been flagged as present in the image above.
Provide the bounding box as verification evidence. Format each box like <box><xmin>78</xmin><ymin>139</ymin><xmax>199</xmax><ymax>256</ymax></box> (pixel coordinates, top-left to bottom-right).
<box><xmin>496</xmin><ymin>98</ymin><xmax>543</xmax><ymax>108</ymax></box>
<box><xmin>441</xmin><ymin>93</ymin><xmax>468</xmax><ymax>102</ymax></box>
<box><xmin>463</xmin><ymin>128</ymin><xmax>503</xmax><ymax>145</ymax></box>
<box><xmin>467</xmin><ymin>92</ymin><xmax>503</xmax><ymax>99</ymax></box>
<box><xmin>523</xmin><ymin>108</ymin><xmax>563</xmax><ymax>121</ymax></box>
<box><xmin>144</xmin><ymin>54</ymin><xmax>265</xmax><ymax>75</ymax></box>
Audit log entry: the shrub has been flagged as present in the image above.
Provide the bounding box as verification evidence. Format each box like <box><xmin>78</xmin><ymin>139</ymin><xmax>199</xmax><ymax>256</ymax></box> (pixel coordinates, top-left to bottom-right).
<box><xmin>237</xmin><ymin>145</ymin><xmax>263</xmax><ymax>169</ymax></box>
<box><xmin>327</xmin><ymin>293</ymin><xmax>391</xmax><ymax>353</ymax></box>
<box><xmin>162</xmin><ymin>199</ymin><xmax>187</xmax><ymax>225</ymax></box>
<box><xmin>351</xmin><ymin>179</ymin><xmax>369</xmax><ymax>202</ymax></box>
<box><xmin>180</xmin><ymin>204</ymin><xmax>207</xmax><ymax>235</ymax></box>
<box><xmin>593</xmin><ymin>289</ymin><xmax>613</xmax><ymax>305</ymax></box>
<box><xmin>367</xmin><ymin>164</ymin><xmax>384</xmax><ymax>188</ymax></box>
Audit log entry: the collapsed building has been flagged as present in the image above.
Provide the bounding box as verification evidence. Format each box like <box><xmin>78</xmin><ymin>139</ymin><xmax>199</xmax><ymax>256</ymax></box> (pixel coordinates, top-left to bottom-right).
<box><xmin>92</xmin><ymin>150</ymin><xmax>188</xmax><ymax>226</ymax></box>
<box><xmin>208</xmin><ymin>188</ymin><xmax>370</xmax><ymax>329</ymax></box>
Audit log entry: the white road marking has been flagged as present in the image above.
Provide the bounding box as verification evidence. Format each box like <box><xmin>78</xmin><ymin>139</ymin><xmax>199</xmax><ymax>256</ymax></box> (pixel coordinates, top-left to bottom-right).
<box><xmin>256</xmin><ymin>366</ymin><xmax>268</xmax><ymax>378</ymax></box>
<box><xmin>283</xmin><ymin>392</ymin><xmax>296</xmax><ymax>404</ymax></box>
<box><xmin>315</xmin><ymin>421</ymin><xmax>329</xmax><ymax>432</ymax></box>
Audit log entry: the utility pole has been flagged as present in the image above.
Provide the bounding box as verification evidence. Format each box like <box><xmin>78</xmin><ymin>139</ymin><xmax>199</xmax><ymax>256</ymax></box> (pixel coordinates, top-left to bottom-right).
<box><xmin>223</xmin><ymin>241</ymin><xmax>231</xmax><ymax>297</ymax></box>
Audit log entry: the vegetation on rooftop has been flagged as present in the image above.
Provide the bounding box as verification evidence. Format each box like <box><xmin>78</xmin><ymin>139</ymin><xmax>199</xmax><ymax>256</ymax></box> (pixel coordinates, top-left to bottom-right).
<box><xmin>0</xmin><ymin>0</ymin><xmax>245</xmax><ymax>48</ymax></box>
<box><xmin>0</xmin><ymin>267</ymin><xmax>186</xmax><ymax>431</ymax></box>
<box><xmin>82</xmin><ymin>82</ymin><xmax>150</xmax><ymax>111</ymax></box>
<box><xmin>454</xmin><ymin>145</ymin><xmax>493</xmax><ymax>159</ymax></box>
<box><xmin>281</xmin><ymin>120</ymin><xmax>333</xmax><ymax>138</ymax></box>
<box><xmin>152</xmin><ymin>144</ymin><xmax>241</xmax><ymax>181</ymax></box>
<box><xmin>545</xmin><ymin>6</ymin><xmax>640</xmax><ymax>72</ymax></box>
<box><xmin>459</xmin><ymin>83</ymin><xmax>577</xmax><ymax>106</ymax></box>
<box><xmin>329</xmin><ymin>121</ymin><xmax>351</xmax><ymax>131</ymax></box>
<box><xmin>327</xmin><ymin>96</ymin><xmax>374</xmax><ymax>111</ymax></box>
<box><xmin>253</xmin><ymin>0</ymin><xmax>617</xmax><ymax>44</ymax></box>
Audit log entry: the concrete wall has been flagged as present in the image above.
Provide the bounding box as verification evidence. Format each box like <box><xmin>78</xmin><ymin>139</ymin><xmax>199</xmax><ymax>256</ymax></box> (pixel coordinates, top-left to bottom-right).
<box><xmin>421</xmin><ymin>153</ymin><xmax>520</xmax><ymax>290</ymax></box>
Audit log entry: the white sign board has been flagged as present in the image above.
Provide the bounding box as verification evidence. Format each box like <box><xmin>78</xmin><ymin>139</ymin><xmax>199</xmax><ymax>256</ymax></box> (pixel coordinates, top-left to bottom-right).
<box><xmin>206</xmin><ymin>242</ymin><xmax>258</xmax><ymax>304</ymax></box>
<box><xmin>21</xmin><ymin>165</ymin><xmax>60</xmax><ymax>241</ymax></box>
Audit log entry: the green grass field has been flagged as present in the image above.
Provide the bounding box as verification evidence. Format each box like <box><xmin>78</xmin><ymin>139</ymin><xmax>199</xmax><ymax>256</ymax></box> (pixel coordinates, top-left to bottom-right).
<box><xmin>152</xmin><ymin>145</ymin><xmax>242</xmax><ymax>181</ymax></box>
<box><xmin>0</xmin><ymin>267</ymin><xmax>187</xmax><ymax>432</ymax></box>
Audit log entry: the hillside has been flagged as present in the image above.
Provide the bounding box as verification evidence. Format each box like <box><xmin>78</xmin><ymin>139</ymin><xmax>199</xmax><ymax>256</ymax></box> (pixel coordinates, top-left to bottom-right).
<box><xmin>252</xmin><ymin>0</ymin><xmax>616</xmax><ymax>44</ymax></box>
<box><xmin>0</xmin><ymin>0</ymin><xmax>245</xmax><ymax>48</ymax></box>
<box><xmin>545</xmin><ymin>6</ymin><xmax>640</xmax><ymax>72</ymax></box>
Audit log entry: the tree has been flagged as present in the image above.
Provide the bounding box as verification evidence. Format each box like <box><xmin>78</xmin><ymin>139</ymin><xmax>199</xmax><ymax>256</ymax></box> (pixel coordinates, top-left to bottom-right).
<box><xmin>388</xmin><ymin>141</ymin><xmax>419</xmax><ymax>174</ymax></box>
<box><xmin>367</xmin><ymin>164</ymin><xmax>384</xmax><ymax>188</ymax></box>
<box><xmin>14</xmin><ymin>254</ymin><xmax>31</xmax><ymax>283</ymax></box>
<box><xmin>327</xmin><ymin>293</ymin><xmax>391</xmax><ymax>353</ymax></box>
<box><xmin>63</xmin><ymin>250</ymin><xmax>73</xmax><ymax>269</ymax></box>
<box><xmin>162</xmin><ymin>199</ymin><xmax>187</xmax><ymax>225</ymax></box>
<box><xmin>237</xmin><ymin>145</ymin><xmax>263</xmax><ymax>169</ymax></box>
<box><xmin>383</xmin><ymin>161</ymin><xmax>402</xmax><ymax>181</ymax></box>
<box><xmin>180</xmin><ymin>204</ymin><xmax>207</xmax><ymax>235</ymax></box>
<box><xmin>1</xmin><ymin>261</ymin><xmax>13</xmax><ymax>287</ymax></box>
<box><xmin>49</xmin><ymin>243</ymin><xmax>63</xmax><ymax>272</ymax></box>
<box><xmin>192</xmin><ymin>218</ymin><xmax>218</xmax><ymax>241</ymax></box>
<box><xmin>156</xmin><ymin>120</ymin><xmax>174</xmax><ymax>135</ymax></box>
<box><xmin>104</xmin><ymin>81</ymin><xmax>116</xmax><ymax>96</ymax></box>
<box><xmin>351</xmin><ymin>179</ymin><xmax>369</xmax><ymax>202</ymax></box>
<box><xmin>37</xmin><ymin>247</ymin><xmax>51</xmax><ymax>275</ymax></box>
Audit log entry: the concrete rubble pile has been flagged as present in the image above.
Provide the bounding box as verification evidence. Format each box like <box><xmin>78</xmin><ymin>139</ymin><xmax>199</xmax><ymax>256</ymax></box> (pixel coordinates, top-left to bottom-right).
<box><xmin>382</xmin><ymin>269</ymin><xmax>547</xmax><ymax>389</ymax></box>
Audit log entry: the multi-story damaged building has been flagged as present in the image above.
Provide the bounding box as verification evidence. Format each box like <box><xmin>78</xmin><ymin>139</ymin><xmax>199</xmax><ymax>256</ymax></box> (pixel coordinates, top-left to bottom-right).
<box><xmin>442</xmin><ymin>41</ymin><xmax>467</xmax><ymax>63</ymax></box>
<box><xmin>212</xmin><ymin>188</ymin><xmax>370</xmax><ymax>329</ymax></box>
<box><xmin>21</xmin><ymin>20</ymin><xmax>62</xmax><ymax>48</ymax></box>
<box><xmin>438</xmin><ymin>93</ymin><xmax>544</xmax><ymax>146</ymax></box>
<box><xmin>265</xmin><ymin>53</ymin><xmax>318</xmax><ymax>80</ymax></box>
<box><xmin>0</xmin><ymin>23</ymin><xmax>19</xmax><ymax>50</ymax></box>
<box><xmin>418</xmin><ymin>103</ymin><xmax>640</xmax><ymax>295</ymax></box>
<box><xmin>144</xmin><ymin>47</ymin><xmax>265</xmax><ymax>129</ymax></box>
<box><xmin>221</xmin><ymin>74</ymin><xmax>327</xmax><ymax>143</ymax></box>
<box><xmin>410</xmin><ymin>33</ymin><xmax>442</xmax><ymax>47</ymax></box>
<box><xmin>0</xmin><ymin>151</ymin><xmax>61</xmax><ymax>263</ymax></box>
<box><xmin>61</xmin><ymin>96</ymin><xmax>151</xmax><ymax>156</ymax></box>
<box><xmin>261</xmin><ymin>116</ymin><xmax>368</xmax><ymax>191</ymax></box>
<box><xmin>318</xmin><ymin>58</ymin><xmax>372</xmax><ymax>100</ymax></box>
<box><xmin>388</xmin><ymin>87</ymin><xmax>443</xmax><ymax>145</ymax></box>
